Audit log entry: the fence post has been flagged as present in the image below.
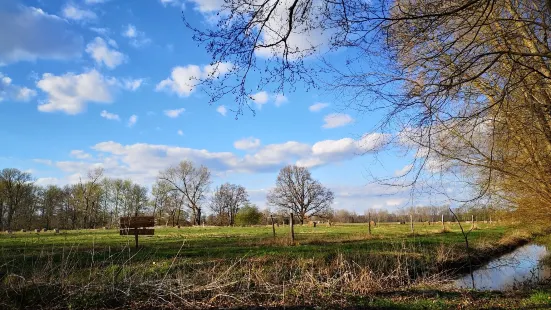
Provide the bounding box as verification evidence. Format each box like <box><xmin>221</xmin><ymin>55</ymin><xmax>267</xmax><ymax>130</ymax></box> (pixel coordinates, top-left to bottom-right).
<box><xmin>271</xmin><ymin>215</ymin><xmax>276</xmax><ymax>238</ymax></box>
<box><xmin>368</xmin><ymin>211</ymin><xmax>372</xmax><ymax>235</ymax></box>
<box><xmin>442</xmin><ymin>214</ymin><xmax>444</xmax><ymax>228</ymax></box>
<box><xmin>410</xmin><ymin>214</ymin><xmax>414</xmax><ymax>234</ymax></box>
<box><xmin>289</xmin><ymin>213</ymin><xmax>295</xmax><ymax>243</ymax></box>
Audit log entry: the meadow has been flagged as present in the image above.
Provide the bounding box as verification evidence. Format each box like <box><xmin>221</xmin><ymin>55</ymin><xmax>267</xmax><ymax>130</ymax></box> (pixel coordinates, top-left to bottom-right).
<box><xmin>1</xmin><ymin>222</ymin><xmax>550</xmax><ymax>309</ymax></box>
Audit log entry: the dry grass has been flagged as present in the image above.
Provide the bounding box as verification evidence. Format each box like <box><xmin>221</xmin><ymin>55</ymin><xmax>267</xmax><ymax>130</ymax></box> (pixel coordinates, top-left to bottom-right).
<box><xmin>0</xmin><ymin>245</ymin><xmax>451</xmax><ymax>309</ymax></box>
<box><xmin>0</xmin><ymin>223</ymin><xmax>537</xmax><ymax>309</ymax></box>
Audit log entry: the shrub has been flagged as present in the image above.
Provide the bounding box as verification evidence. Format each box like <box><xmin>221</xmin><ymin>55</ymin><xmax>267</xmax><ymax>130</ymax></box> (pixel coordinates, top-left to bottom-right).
<box><xmin>235</xmin><ymin>204</ymin><xmax>263</xmax><ymax>226</ymax></box>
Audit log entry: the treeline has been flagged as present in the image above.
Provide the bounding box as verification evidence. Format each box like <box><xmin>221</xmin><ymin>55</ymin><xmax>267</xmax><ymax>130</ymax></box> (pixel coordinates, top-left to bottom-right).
<box><xmin>330</xmin><ymin>205</ymin><xmax>500</xmax><ymax>224</ymax></box>
<box><xmin>0</xmin><ymin>164</ymin><xmax>498</xmax><ymax>231</ymax></box>
<box><xmin>0</xmin><ymin>162</ymin><xmax>335</xmax><ymax>231</ymax></box>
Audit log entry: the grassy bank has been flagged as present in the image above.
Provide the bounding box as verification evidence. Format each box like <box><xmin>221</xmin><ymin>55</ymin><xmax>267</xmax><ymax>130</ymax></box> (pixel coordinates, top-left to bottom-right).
<box><xmin>0</xmin><ymin>223</ymin><xmax>546</xmax><ymax>309</ymax></box>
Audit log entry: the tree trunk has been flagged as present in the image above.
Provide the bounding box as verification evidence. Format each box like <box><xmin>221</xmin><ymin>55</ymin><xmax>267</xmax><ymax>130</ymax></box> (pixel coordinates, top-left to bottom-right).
<box><xmin>195</xmin><ymin>208</ymin><xmax>202</xmax><ymax>225</ymax></box>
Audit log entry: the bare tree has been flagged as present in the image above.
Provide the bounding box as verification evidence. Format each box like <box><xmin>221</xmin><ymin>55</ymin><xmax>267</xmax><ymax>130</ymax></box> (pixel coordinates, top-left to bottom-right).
<box><xmin>0</xmin><ymin>168</ymin><xmax>33</xmax><ymax>230</ymax></box>
<box><xmin>159</xmin><ymin>161</ymin><xmax>211</xmax><ymax>225</ymax></box>
<box><xmin>267</xmin><ymin>165</ymin><xmax>334</xmax><ymax>224</ymax></box>
<box><xmin>186</xmin><ymin>0</ymin><xmax>551</xmax><ymax>223</ymax></box>
<box><xmin>152</xmin><ymin>180</ymin><xmax>171</xmax><ymax>225</ymax></box>
<box><xmin>210</xmin><ymin>183</ymin><xmax>249</xmax><ymax>226</ymax></box>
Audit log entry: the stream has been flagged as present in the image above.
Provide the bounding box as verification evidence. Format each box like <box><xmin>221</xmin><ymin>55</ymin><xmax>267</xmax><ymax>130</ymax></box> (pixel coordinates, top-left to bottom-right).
<box><xmin>453</xmin><ymin>244</ymin><xmax>551</xmax><ymax>291</ymax></box>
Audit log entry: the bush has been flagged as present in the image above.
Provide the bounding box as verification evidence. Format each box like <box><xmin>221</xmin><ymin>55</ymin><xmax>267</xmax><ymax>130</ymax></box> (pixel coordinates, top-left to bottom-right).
<box><xmin>235</xmin><ymin>204</ymin><xmax>263</xmax><ymax>226</ymax></box>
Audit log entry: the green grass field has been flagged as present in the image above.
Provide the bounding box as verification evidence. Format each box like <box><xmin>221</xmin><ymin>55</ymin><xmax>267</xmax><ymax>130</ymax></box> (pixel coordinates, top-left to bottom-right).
<box><xmin>1</xmin><ymin>222</ymin><xmax>549</xmax><ymax>309</ymax></box>
<box><xmin>0</xmin><ymin>222</ymin><xmax>510</xmax><ymax>261</ymax></box>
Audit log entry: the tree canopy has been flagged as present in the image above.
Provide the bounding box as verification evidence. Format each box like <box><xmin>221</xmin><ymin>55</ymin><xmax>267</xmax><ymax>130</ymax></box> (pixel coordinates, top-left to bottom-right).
<box><xmin>187</xmin><ymin>0</ymin><xmax>551</xmax><ymax>223</ymax></box>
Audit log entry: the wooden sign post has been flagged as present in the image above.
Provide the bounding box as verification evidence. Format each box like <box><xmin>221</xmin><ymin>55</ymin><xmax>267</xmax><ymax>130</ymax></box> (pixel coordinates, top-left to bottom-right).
<box><xmin>120</xmin><ymin>216</ymin><xmax>155</xmax><ymax>248</ymax></box>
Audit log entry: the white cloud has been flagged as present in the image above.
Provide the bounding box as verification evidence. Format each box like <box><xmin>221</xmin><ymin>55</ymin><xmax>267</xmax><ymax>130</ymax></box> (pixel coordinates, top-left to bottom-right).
<box><xmin>121</xmin><ymin>78</ymin><xmax>143</xmax><ymax>91</ymax></box>
<box><xmin>0</xmin><ymin>3</ymin><xmax>83</xmax><ymax>64</ymax></box>
<box><xmin>107</xmin><ymin>39</ymin><xmax>118</xmax><ymax>48</ymax></box>
<box><xmin>85</xmin><ymin>37</ymin><xmax>126</xmax><ymax>69</ymax></box>
<box><xmin>90</xmin><ymin>27</ymin><xmax>109</xmax><ymax>35</ymax></box>
<box><xmin>41</xmin><ymin>133</ymin><xmax>385</xmax><ymax>184</ymax></box>
<box><xmin>234</xmin><ymin>137</ymin><xmax>261</xmax><ymax>150</ymax></box>
<box><xmin>322</xmin><ymin>113</ymin><xmax>354</xmax><ymax>129</ymax></box>
<box><xmin>395</xmin><ymin>164</ymin><xmax>413</xmax><ymax>176</ymax></box>
<box><xmin>0</xmin><ymin>73</ymin><xmax>36</xmax><ymax>102</ymax></box>
<box><xmin>70</xmin><ymin>150</ymin><xmax>92</xmax><ymax>159</ymax></box>
<box><xmin>37</xmin><ymin>70</ymin><xmax>117</xmax><ymax>114</ymax></box>
<box><xmin>274</xmin><ymin>94</ymin><xmax>288</xmax><ymax>107</ymax></box>
<box><xmin>297</xmin><ymin>133</ymin><xmax>391</xmax><ymax>168</ymax></box>
<box><xmin>62</xmin><ymin>4</ymin><xmax>97</xmax><ymax>21</ymax></box>
<box><xmin>156</xmin><ymin>62</ymin><xmax>232</xmax><ymax>97</ymax></box>
<box><xmin>164</xmin><ymin>108</ymin><xmax>185</xmax><ymax>118</ymax></box>
<box><xmin>36</xmin><ymin>70</ymin><xmax>141</xmax><ymax>114</ymax></box>
<box><xmin>128</xmin><ymin>115</ymin><xmax>138</xmax><ymax>127</ymax></box>
<box><xmin>85</xmin><ymin>0</ymin><xmax>109</xmax><ymax>4</ymax></box>
<box><xmin>250</xmin><ymin>91</ymin><xmax>269</xmax><ymax>107</ymax></box>
<box><xmin>186</xmin><ymin>0</ymin><xmax>224</xmax><ymax>12</ymax></box>
<box><xmin>309</xmin><ymin>102</ymin><xmax>329</xmax><ymax>112</ymax></box>
<box><xmin>35</xmin><ymin>177</ymin><xmax>61</xmax><ymax>186</ymax></box>
<box><xmin>330</xmin><ymin>184</ymin><xmax>412</xmax><ymax>212</ymax></box>
<box><xmin>100</xmin><ymin>110</ymin><xmax>120</xmax><ymax>121</ymax></box>
<box><xmin>248</xmin><ymin>91</ymin><xmax>287</xmax><ymax>108</ymax></box>
<box><xmin>123</xmin><ymin>24</ymin><xmax>137</xmax><ymax>38</ymax></box>
<box><xmin>216</xmin><ymin>105</ymin><xmax>227</xmax><ymax>116</ymax></box>
<box><xmin>122</xmin><ymin>24</ymin><xmax>151</xmax><ymax>47</ymax></box>
<box><xmin>160</xmin><ymin>0</ymin><xmax>186</xmax><ymax>8</ymax></box>
<box><xmin>177</xmin><ymin>130</ymin><xmax>184</xmax><ymax>136</ymax></box>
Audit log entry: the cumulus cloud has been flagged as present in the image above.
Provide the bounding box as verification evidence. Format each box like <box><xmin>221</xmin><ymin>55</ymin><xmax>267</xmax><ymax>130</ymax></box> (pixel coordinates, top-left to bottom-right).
<box><xmin>0</xmin><ymin>73</ymin><xmax>36</xmax><ymax>102</ymax></box>
<box><xmin>70</xmin><ymin>150</ymin><xmax>92</xmax><ymax>159</ymax></box>
<box><xmin>156</xmin><ymin>62</ymin><xmax>232</xmax><ymax>97</ymax></box>
<box><xmin>85</xmin><ymin>37</ymin><xmax>126</xmax><ymax>69</ymax></box>
<box><xmin>177</xmin><ymin>129</ymin><xmax>184</xmax><ymax>136</ymax></box>
<box><xmin>90</xmin><ymin>27</ymin><xmax>109</xmax><ymax>35</ymax></box>
<box><xmin>128</xmin><ymin>115</ymin><xmax>138</xmax><ymax>127</ymax></box>
<box><xmin>234</xmin><ymin>137</ymin><xmax>261</xmax><ymax>150</ymax></box>
<box><xmin>322</xmin><ymin>113</ymin><xmax>354</xmax><ymax>129</ymax></box>
<box><xmin>122</xmin><ymin>24</ymin><xmax>151</xmax><ymax>47</ymax></box>
<box><xmin>249</xmin><ymin>92</ymin><xmax>289</xmax><ymax>108</ymax></box>
<box><xmin>274</xmin><ymin>94</ymin><xmax>288</xmax><ymax>107</ymax></box>
<box><xmin>217</xmin><ymin>105</ymin><xmax>227</xmax><ymax>116</ymax></box>
<box><xmin>186</xmin><ymin>0</ymin><xmax>224</xmax><ymax>12</ymax></box>
<box><xmin>37</xmin><ymin>70</ymin><xmax>116</xmax><ymax>114</ymax></box>
<box><xmin>395</xmin><ymin>164</ymin><xmax>413</xmax><ymax>176</ymax></box>
<box><xmin>0</xmin><ymin>3</ymin><xmax>83</xmax><ymax>64</ymax></box>
<box><xmin>85</xmin><ymin>0</ymin><xmax>109</xmax><ymax>4</ymax></box>
<box><xmin>164</xmin><ymin>108</ymin><xmax>185</xmax><ymax>118</ymax></box>
<box><xmin>36</xmin><ymin>70</ymin><xmax>142</xmax><ymax>114</ymax></box>
<box><xmin>35</xmin><ymin>177</ymin><xmax>61</xmax><ymax>186</ymax></box>
<box><xmin>309</xmin><ymin>102</ymin><xmax>329</xmax><ymax>112</ymax></box>
<box><xmin>297</xmin><ymin>133</ymin><xmax>390</xmax><ymax>168</ymax></box>
<box><xmin>250</xmin><ymin>91</ymin><xmax>269</xmax><ymax>107</ymax></box>
<box><xmin>187</xmin><ymin>0</ymin><xmax>326</xmax><ymax>59</ymax></box>
<box><xmin>121</xmin><ymin>78</ymin><xmax>143</xmax><ymax>91</ymax></box>
<box><xmin>329</xmin><ymin>184</ymin><xmax>412</xmax><ymax>212</ymax></box>
<box><xmin>62</xmin><ymin>4</ymin><xmax>97</xmax><ymax>20</ymax></box>
<box><xmin>123</xmin><ymin>24</ymin><xmax>137</xmax><ymax>38</ymax></box>
<box><xmin>100</xmin><ymin>110</ymin><xmax>120</xmax><ymax>121</ymax></box>
<box><xmin>37</xmin><ymin>133</ymin><xmax>388</xmax><ymax>184</ymax></box>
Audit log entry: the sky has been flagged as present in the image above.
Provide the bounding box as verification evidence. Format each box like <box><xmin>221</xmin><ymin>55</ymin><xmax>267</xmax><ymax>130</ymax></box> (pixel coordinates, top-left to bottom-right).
<box><xmin>0</xmin><ymin>0</ymin><xmax>447</xmax><ymax>213</ymax></box>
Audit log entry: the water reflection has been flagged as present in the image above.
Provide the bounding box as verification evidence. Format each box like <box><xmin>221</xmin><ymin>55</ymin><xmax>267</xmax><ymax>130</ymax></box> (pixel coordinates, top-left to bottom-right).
<box><xmin>454</xmin><ymin>244</ymin><xmax>550</xmax><ymax>291</ymax></box>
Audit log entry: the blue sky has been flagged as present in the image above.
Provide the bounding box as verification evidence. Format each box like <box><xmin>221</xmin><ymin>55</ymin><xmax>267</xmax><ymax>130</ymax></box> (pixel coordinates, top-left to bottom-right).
<box><xmin>0</xmin><ymin>0</ymin><xmax>446</xmax><ymax>212</ymax></box>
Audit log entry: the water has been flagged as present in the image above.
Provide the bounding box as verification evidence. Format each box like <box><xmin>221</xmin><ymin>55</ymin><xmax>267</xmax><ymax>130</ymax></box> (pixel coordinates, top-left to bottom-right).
<box><xmin>454</xmin><ymin>244</ymin><xmax>551</xmax><ymax>291</ymax></box>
